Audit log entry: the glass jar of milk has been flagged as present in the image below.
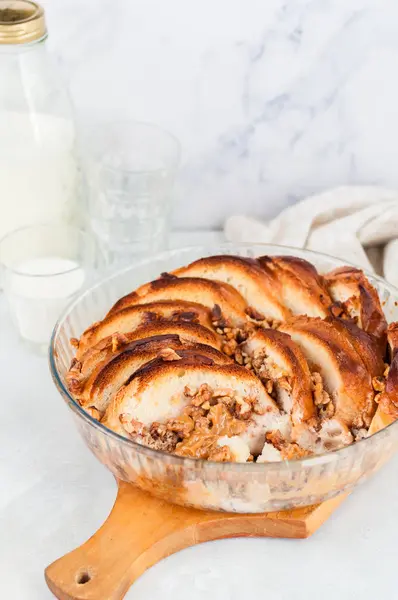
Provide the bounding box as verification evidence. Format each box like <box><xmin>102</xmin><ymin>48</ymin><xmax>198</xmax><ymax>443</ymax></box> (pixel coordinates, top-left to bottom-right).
<box><xmin>0</xmin><ymin>1</ymin><xmax>80</xmax><ymax>243</ymax></box>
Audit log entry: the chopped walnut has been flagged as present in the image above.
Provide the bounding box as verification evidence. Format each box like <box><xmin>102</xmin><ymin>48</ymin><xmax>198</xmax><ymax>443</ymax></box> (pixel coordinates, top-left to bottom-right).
<box><xmin>372</xmin><ymin>376</ymin><xmax>385</xmax><ymax>392</ymax></box>
<box><xmin>222</xmin><ymin>339</ymin><xmax>238</xmax><ymax>356</ymax></box>
<box><xmin>265</xmin><ymin>379</ymin><xmax>273</xmax><ymax>395</ymax></box>
<box><xmin>175</xmin><ymin>402</ymin><xmax>246</xmax><ymax>459</ymax></box>
<box><xmin>217</xmin><ymin>395</ymin><xmax>235</xmax><ymax>408</ymax></box>
<box><xmin>245</xmin><ymin>306</ymin><xmax>265</xmax><ymax>321</ymax></box>
<box><xmin>266</xmin><ymin>430</ymin><xmax>285</xmax><ymax>450</ymax></box>
<box><xmin>234</xmin><ymin>396</ymin><xmax>252</xmax><ymax>419</ymax></box>
<box><xmin>208</xmin><ymin>445</ymin><xmax>233</xmax><ymax>462</ymax></box>
<box><xmin>70</xmin><ymin>337</ymin><xmax>79</xmax><ymax>349</ymax></box>
<box><xmin>280</xmin><ymin>444</ymin><xmax>311</xmax><ymax>460</ymax></box>
<box><xmin>166</xmin><ymin>415</ymin><xmax>194</xmax><ymax>438</ymax></box>
<box><xmin>311</xmin><ymin>372</ymin><xmax>331</xmax><ymax>407</ymax></box>
<box><xmin>352</xmin><ymin>428</ymin><xmax>368</xmax><ymax>441</ymax></box>
<box><xmin>211</xmin><ymin>304</ymin><xmax>222</xmax><ymax>322</ymax></box>
<box><xmin>85</xmin><ymin>406</ymin><xmax>103</xmax><ymax>420</ymax></box>
<box><xmin>191</xmin><ymin>383</ymin><xmax>213</xmax><ymax>406</ymax></box>
<box><xmin>329</xmin><ymin>302</ymin><xmax>344</xmax><ymax>317</ymax></box>
<box><xmin>352</xmin><ymin>415</ymin><xmax>364</xmax><ymax>429</ymax></box>
<box><xmin>343</xmin><ymin>295</ymin><xmax>360</xmax><ymax>321</ymax></box>
<box><xmin>318</xmin><ymin>400</ymin><xmax>335</xmax><ymax>419</ymax></box>
<box><xmin>67</xmin><ymin>377</ymin><xmax>83</xmax><ymax>394</ymax></box>
<box><xmin>111</xmin><ymin>332</ymin><xmax>129</xmax><ymax>353</ymax></box>
<box><xmin>184</xmin><ymin>405</ymin><xmax>207</xmax><ymax>422</ymax></box>
<box><xmin>144</xmin><ymin>423</ymin><xmax>180</xmax><ymax>452</ymax></box>
<box><xmin>69</xmin><ymin>358</ymin><xmax>82</xmax><ymax>373</ymax></box>
<box><xmin>119</xmin><ymin>415</ymin><xmax>147</xmax><ymax>436</ymax></box>
<box><xmin>159</xmin><ymin>347</ymin><xmax>182</xmax><ymax>361</ymax></box>
<box><xmin>234</xmin><ymin>348</ymin><xmax>244</xmax><ymax>365</ymax></box>
<box><xmin>269</xmin><ymin>319</ymin><xmax>281</xmax><ymax>329</ymax></box>
<box><xmin>266</xmin><ymin>430</ymin><xmax>309</xmax><ymax>460</ymax></box>
<box><xmin>183</xmin><ymin>385</ymin><xmax>195</xmax><ymax>397</ymax></box>
<box><xmin>278</xmin><ymin>377</ymin><xmax>292</xmax><ymax>392</ymax></box>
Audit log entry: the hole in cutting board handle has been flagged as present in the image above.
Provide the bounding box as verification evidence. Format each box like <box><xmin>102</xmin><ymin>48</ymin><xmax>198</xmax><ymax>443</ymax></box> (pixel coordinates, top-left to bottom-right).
<box><xmin>76</xmin><ymin>570</ymin><xmax>91</xmax><ymax>585</ymax></box>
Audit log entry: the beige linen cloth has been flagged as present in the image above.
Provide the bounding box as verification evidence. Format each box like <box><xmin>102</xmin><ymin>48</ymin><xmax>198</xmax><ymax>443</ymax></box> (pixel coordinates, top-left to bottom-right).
<box><xmin>224</xmin><ymin>186</ymin><xmax>398</xmax><ymax>287</ymax></box>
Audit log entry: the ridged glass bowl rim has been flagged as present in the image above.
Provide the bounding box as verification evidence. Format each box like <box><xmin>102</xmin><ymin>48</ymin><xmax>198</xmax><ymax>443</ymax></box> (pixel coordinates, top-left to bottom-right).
<box><xmin>49</xmin><ymin>242</ymin><xmax>398</xmax><ymax>472</ymax></box>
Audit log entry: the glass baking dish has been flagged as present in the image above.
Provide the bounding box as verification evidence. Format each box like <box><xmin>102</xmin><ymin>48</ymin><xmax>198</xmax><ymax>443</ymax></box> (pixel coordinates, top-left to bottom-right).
<box><xmin>49</xmin><ymin>244</ymin><xmax>398</xmax><ymax>513</ymax></box>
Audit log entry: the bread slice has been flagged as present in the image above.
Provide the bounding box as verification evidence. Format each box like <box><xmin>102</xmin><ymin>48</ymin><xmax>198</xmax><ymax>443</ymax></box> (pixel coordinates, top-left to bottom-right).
<box><xmin>324</xmin><ymin>266</ymin><xmax>387</xmax><ymax>349</ymax></box>
<box><xmin>172</xmin><ymin>254</ymin><xmax>289</xmax><ymax>321</ymax></box>
<box><xmin>257</xmin><ymin>255</ymin><xmax>333</xmax><ymax>318</ymax></box>
<box><xmin>107</xmin><ymin>276</ymin><xmax>248</xmax><ymax>327</ymax></box>
<box><xmin>240</xmin><ymin>328</ymin><xmax>315</xmax><ymax>424</ymax></box>
<box><xmin>79</xmin><ymin>340</ymin><xmax>231</xmax><ymax>413</ymax></box>
<box><xmin>75</xmin><ymin>300</ymin><xmax>213</xmax><ymax>358</ymax></box>
<box><xmin>325</xmin><ymin>316</ymin><xmax>384</xmax><ymax>378</ymax></box>
<box><xmin>68</xmin><ymin>320</ymin><xmax>222</xmax><ymax>393</ymax></box>
<box><xmin>103</xmin><ymin>361</ymin><xmax>285</xmax><ymax>454</ymax></box>
<box><xmin>279</xmin><ymin>317</ymin><xmax>375</xmax><ymax>427</ymax></box>
<box><xmin>370</xmin><ymin>323</ymin><xmax>398</xmax><ymax>433</ymax></box>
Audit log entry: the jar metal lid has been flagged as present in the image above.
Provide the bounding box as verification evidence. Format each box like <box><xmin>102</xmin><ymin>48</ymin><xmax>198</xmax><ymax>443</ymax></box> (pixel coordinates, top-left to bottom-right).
<box><xmin>0</xmin><ymin>1</ymin><xmax>47</xmax><ymax>45</ymax></box>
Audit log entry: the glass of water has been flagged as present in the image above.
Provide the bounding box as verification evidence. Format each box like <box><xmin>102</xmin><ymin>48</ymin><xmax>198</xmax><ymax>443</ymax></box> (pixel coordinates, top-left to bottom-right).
<box><xmin>82</xmin><ymin>121</ymin><xmax>181</xmax><ymax>267</ymax></box>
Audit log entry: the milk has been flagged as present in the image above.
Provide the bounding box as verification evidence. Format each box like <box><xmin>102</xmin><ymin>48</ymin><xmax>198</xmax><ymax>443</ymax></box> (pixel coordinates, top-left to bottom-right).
<box><xmin>0</xmin><ymin>112</ymin><xmax>80</xmax><ymax>241</ymax></box>
<box><xmin>8</xmin><ymin>256</ymin><xmax>85</xmax><ymax>346</ymax></box>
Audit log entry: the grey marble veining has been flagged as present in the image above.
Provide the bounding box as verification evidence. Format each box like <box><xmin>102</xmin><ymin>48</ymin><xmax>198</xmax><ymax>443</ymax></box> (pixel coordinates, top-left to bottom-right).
<box><xmin>42</xmin><ymin>0</ymin><xmax>398</xmax><ymax>228</ymax></box>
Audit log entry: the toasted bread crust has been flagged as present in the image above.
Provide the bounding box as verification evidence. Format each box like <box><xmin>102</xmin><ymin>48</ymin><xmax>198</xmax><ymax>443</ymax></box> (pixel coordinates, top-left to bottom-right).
<box><xmin>107</xmin><ymin>276</ymin><xmax>248</xmax><ymax>326</ymax></box>
<box><xmin>280</xmin><ymin>317</ymin><xmax>375</xmax><ymax>427</ymax></box>
<box><xmin>325</xmin><ymin>316</ymin><xmax>384</xmax><ymax>378</ymax></box>
<box><xmin>325</xmin><ymin>266</ymin><xmax>387</xmax><ymax>350</ymax></box>
<box><xmin>257</xmin><ymin>255</ymin><xmax>333</xmax><ymax>318</ymax></box>
<box><xmin>173</xmin><ymin>254</ymin><xmax>290</xmax><ymax>321</ymax></box>
<box><xmin>76</xmin><ymin>300</ymin><xmax>214</xmax><ymax>357</ymax></box>
<box><xmin>80</xmin><ymin>341</ymin><xmax>231</xmax><ymax>412</ymax></box>
<box><xmin>375</xmin><ymin>323</ymin><xmax>398</xmax><ymax>420</ymax></box>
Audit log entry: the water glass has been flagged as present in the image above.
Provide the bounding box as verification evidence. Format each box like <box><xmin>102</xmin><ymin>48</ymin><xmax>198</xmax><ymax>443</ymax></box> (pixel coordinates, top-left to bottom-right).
<box><xmin>82</xmin><ymin>121</ymin><xmax>181</xmax><ymax>266</ymax></box>
<box><xmin>0</xmin><ymin>224</ymin><xmax>99</xmax><ymax>353</ymax></box>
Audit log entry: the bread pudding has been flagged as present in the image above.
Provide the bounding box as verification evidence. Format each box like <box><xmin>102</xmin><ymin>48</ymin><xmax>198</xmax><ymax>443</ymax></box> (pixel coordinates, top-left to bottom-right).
<box><xmin>66</xmin><ymin>254</ymin><xmax>397</xmax><ymax>463</ymax></box>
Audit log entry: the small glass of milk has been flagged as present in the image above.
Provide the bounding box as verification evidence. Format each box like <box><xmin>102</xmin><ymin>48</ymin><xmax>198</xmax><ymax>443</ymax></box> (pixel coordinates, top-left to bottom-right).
<box><xmin>0</xmin><ymin>224</ymin><xmax>99</xmax><ymax>353</ymax></box>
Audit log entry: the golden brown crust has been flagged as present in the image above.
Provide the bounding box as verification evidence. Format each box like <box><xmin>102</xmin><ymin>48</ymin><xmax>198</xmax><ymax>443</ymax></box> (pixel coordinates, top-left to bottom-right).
<box><xmin>387</xmin><ymin>322</ymin><xmax>398</xmax><ymax>358</ymax></box>
<box><xmin>257</xmin><ymin>255</ymin><xmax>333</xmax><ymax>318</ymax></box>
<box><xmin>325</xmin><ymin>316</ymin><xmax>385</xmax><ymax>378</ymax></box>
<box><xmin>80</xmin><ymin>341</ymin><xmax>231</xmax><ymax>412</ymax></box>
<box><xmin>107</xmin><ymin>277</ymin><xmax>248</xmax><ymax>327</ymax></box>
<box><xmin>241</xmin><ymin>328</ymin><xmax>315</xmax><ymax>424</ymax></box>
<box><xmin>73</xmin><ymin>320</ymin><xmax>222</xmax><ymax>384</ymax></box>
<box><xmin>280</xmin><ymin>317</ymin><xmax>375</xmax><ymax>427</ymax></box>
<box><xmin>76</xmin><ymin>300</ymin><xmax>214</xmax><ymax>358</ymax></box>
<box><xmin>172</xmin><ymin>254</ymin><xmax>290</xmax><ymax>321</ymax></box>
<box><xmin>375</xmin><ymin>322</ymin><xmax>398</xmax><ymax>420</ymax></box>
<box><xmin>325</xmin><ymin>266</ymin><xmax>387</xmax><ymax>350</ymax></box>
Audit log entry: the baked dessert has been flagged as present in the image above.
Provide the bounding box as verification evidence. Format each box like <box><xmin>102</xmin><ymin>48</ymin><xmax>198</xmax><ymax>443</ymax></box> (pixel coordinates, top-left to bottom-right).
<box><xmin>67</xmin><ymin>253</ymin><xmax>397</xmax><ymax>463</ymax></box>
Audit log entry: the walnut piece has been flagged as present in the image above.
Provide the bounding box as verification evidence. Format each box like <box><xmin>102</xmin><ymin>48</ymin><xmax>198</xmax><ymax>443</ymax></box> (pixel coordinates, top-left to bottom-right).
<box><xmin>159</xmin><ymin>347</ymin><xmax>182</xmax><ymax>361</ymax></box>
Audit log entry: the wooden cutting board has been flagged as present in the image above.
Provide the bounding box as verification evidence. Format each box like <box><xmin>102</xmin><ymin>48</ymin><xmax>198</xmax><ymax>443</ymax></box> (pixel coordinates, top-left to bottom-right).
<box><xmin>45</xmin><ymin>481</ymin><xmax>346</xmax><ymax>600</ymax></box>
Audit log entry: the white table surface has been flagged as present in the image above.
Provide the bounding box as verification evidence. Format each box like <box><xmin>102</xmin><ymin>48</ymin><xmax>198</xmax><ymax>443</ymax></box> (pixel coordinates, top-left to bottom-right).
<box><xmin>2</xmin><ymin>231</ymin><xmax>398</xmax><ymax>600</ymax></box>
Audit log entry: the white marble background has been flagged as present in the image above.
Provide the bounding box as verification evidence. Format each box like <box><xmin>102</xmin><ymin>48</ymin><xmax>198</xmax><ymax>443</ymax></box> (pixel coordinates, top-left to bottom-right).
<box><xmin>42</xmin><ymin>0</ymin><xmax>398</xmax><ymax>229</ymax></box>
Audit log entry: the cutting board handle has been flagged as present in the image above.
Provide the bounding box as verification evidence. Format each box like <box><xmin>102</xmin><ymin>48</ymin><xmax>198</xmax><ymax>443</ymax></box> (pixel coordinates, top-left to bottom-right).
<box><xmin>45</xmin><ymin>481</ymin><xmax>344</xmax><ymax>600</ymax></box>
